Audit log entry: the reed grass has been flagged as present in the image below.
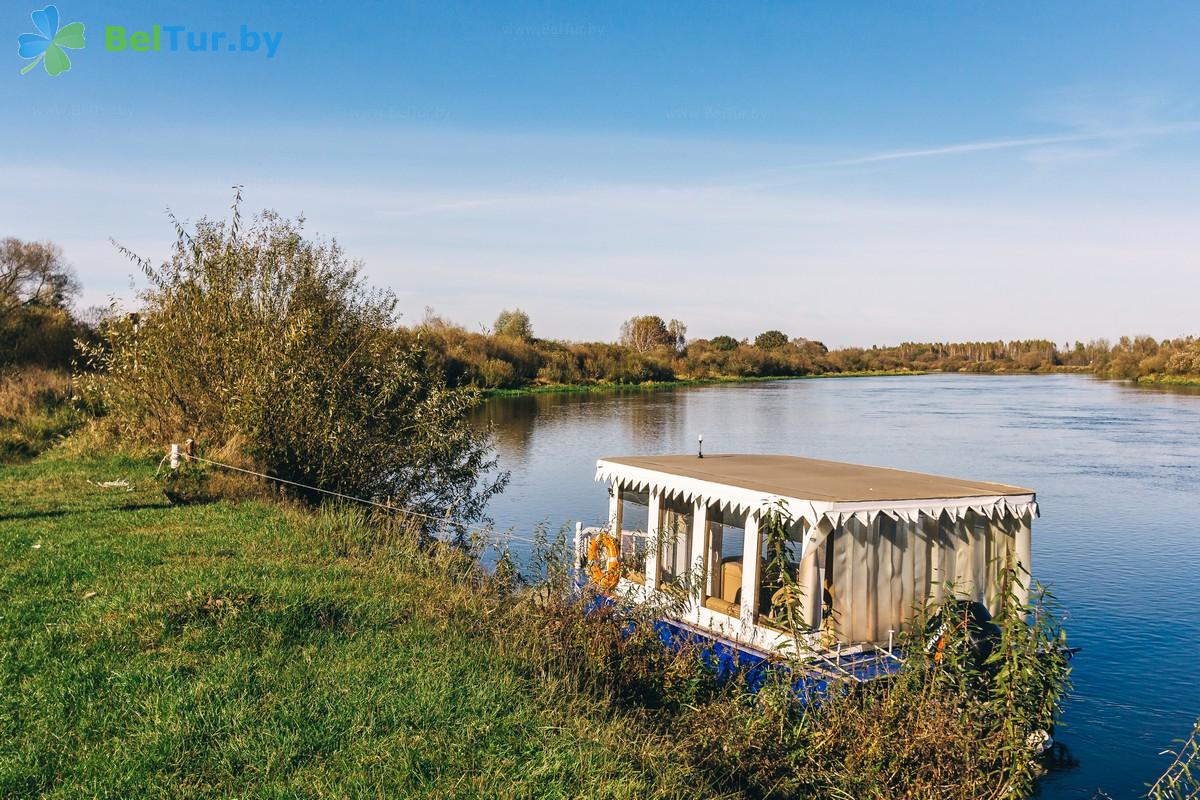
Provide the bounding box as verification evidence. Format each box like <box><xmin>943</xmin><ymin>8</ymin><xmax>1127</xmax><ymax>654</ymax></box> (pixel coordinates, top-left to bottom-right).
<box><xmin>0</xmin><ymin>367</ymin><xmax>79</xmax><ymax>462</ymax></box>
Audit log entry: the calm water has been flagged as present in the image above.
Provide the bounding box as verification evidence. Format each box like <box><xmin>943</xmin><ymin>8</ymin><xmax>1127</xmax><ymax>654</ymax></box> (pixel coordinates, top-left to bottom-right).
<box><xmin>474</xmin><ymin>373</ymin><xmax>1200</xmax><ymax>799</ymax></box>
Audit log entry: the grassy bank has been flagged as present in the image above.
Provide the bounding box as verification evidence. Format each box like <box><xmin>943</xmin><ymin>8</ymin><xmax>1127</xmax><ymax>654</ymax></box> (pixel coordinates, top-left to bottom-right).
<box><xmin>0</xmin><ymin>452</ymin><xmax>704</xmax><ymax>799</ymax></box>
<box><xmin>2</xmin><ymin>448</ymin><xmax>1080</xmax><ymax>800</ymax></box>
<box><xmin>480</xmin><ymin>369</ymin><xmax>929</xmax><ymax>398</ymax></box>
<box><xmin>0</xmin><ymin>369</ymin><xmax>79</xmax><ymax>462</ymax></box>
<box><xmin>1134</xmin><ymin>373</ymin><xmax>1200</xmax><ymax>387</ymax></box>
<box><xmin>480</xmin><ymin>367</ymin><xmax>1200</xmax><ymax>399</ymax></box>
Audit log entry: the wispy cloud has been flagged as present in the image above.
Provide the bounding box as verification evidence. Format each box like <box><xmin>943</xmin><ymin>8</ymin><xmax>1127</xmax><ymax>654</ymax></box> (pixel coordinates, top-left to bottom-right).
<box><xmin>819</xmin><ymin>129</ymin><xmax>1129</xmax><ymax>167</ymax></box>
<box><xmin>734</xmin><ymin>121</ymin><xmax>1200</xmax><ymax>190</ymax></box>
<box><xmin>242</xmin><ymin>121</ymin><xmax>1200</xmax><ymax>221</ymax></box>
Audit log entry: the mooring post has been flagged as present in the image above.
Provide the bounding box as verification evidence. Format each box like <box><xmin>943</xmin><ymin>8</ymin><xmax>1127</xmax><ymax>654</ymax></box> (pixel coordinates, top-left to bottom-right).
<box><xmin>169</xmin><ymin>443</ymin><xmax>180</xmax><ymax>471</ymax></box>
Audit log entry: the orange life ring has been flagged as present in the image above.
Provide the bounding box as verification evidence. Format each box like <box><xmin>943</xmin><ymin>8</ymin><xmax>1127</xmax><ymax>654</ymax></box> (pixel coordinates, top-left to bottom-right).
<box><xmin>932</xmin><ymin>618</ymin><xmax>966</xmax><ymax>663</ymax></box>
<box><xmin>587</xmin><ymin>532</ymin><xmax>621</xmax><ymax>592</ymax></box>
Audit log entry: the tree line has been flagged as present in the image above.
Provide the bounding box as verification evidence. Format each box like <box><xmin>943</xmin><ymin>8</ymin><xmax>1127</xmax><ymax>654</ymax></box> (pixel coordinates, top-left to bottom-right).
<box><xmin>2</xmin><ymin>235</ymin><xmax>1197</xmax><ymax>390</ymax></box>
<box><xmin>404</xmin><ymin>308</ymin><xmax>1200</xmax><ymax>390</ymax></box>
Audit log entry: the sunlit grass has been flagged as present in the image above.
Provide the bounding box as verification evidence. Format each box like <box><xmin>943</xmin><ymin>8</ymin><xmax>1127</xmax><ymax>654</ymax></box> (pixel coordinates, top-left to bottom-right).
<box><xmin>0</xmin><ymin>368</ymin><xmax>79</xmax><ymax>462</ymax></box>
<box><xmin>0</xmin><ymin>453</ymin><xmax>700</xmax><ymax>799</ymax></box>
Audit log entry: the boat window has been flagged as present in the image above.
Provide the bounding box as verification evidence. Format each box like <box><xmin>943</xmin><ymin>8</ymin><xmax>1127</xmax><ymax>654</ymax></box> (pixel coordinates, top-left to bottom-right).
<box><xmin>619</xmin><ymin>489</ymin><xmax>649</xmax><ymax>532</ymax></box>
<box><xmin>658</xmin><ymin>496</ymin><xmax>693</xmax><ymax>589</ymax></box>
<box><xmin>758</xmin><ymin>518</ymin><xmax>808</xmax><ymax>623</ymax></box>
<box><xmin>702</xmin><ymin>507</ymin><xmax>746</xmax><ymax>616</ymax></box>
<box><xmin>619</xmin><ymin>489</ymin><xmax>650</xmax><ymax>582</ymax></box>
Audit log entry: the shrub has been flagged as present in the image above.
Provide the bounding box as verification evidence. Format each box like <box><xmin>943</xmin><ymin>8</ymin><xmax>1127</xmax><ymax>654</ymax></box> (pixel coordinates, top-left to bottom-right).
<box><xmin>79</xmin><ymin>198</ymin><xmax>506</xmax><ymax>526</ymax></box>
<box><xmin>1148</xmin><ymin>719</ymin><xmax>1200</xmax><ymax>800</ymax></box>
<box><xmin>477</xmin><ymin>357</ymin><xmax>517</xmax><ymax>388</ymax></box>
<box><xmin>0</xmin><ymin>306</ymin><xmax>81</xmax><ymax>369</ymax></box>
<box><xmin>1163</xmin><ymin>339</ymin><xmax>1200</xmax><ymax>376</ymax></box>
<box><xmin>535</xmin><ymin>347</ymin><xmax>583</xmax><ymax>385</ymax></box>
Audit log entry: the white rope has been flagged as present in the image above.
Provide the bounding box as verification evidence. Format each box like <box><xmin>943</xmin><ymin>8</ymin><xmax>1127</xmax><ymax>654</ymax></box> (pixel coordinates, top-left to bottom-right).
<box><xmin>178</xmin><ymin>452</ymin><xmax>552</xmax><ymax>548</ymax></box>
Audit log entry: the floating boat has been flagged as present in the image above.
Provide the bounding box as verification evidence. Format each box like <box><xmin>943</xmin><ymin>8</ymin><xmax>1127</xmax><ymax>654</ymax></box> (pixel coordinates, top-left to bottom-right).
<box><xmin>574</xmin><ymin>453</ymin><xmax>1038</xmax><ymax>680</ymax></box>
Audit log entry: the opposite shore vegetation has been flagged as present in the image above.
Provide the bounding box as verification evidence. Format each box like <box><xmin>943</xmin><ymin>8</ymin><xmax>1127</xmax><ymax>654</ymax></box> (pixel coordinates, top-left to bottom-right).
<box><xmin>3</xmin><ymin>216</ymin><xmax>1200</xmax><ymax>398</ymax></box>
<box><xmin>2</xmin><ymin>203</ymin><xmax>1198</xmax><ymax>798</ymax></box>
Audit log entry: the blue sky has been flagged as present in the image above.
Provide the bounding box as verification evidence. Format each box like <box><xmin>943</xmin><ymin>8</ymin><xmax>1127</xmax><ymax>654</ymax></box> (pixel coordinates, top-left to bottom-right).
<box><xmin>4</xmin><ymin>0</ymin><xmax>1199</xmax><ymax>345</ymax></box>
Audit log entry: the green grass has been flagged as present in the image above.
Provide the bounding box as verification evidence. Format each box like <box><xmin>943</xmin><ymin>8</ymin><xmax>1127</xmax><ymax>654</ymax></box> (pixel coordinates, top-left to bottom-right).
<box><xmin>0</xmin><ymin>451</ymin><xmax>702</xmax><ymax>799</ymax></box>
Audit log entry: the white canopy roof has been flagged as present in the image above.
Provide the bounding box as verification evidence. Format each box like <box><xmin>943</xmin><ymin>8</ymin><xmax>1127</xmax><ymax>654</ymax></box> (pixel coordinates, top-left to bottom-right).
<box><xmin>596</xmin><ymin>454</ymin><xmax>1038</xmax><ymax>530</ymax></box>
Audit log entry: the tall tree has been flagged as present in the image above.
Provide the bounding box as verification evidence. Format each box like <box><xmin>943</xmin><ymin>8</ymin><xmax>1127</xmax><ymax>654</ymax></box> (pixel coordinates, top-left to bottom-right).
<box><xmin>620</xmin><ymin>315</ymin><xmax>672</xmax><ymax>352</ymax></box>
<box><xmin>0</xmin><ymin>239</ymin><xmax>78</xmax><ymax>324</ymax></box>
<box><xmin>667</xmin><ymin>319</ymin><xmax>687</xmax><ymax>353</ymax></box>
<box><xmin>709</xmin><ymin>335</ymin><xmax>739</xmax><ymax>351</ymax></box>
<box><xmin>493</xmin><ymin>308</ymin><xmax>533</xmax><ymax>340</ymax></box>
<box><xmin>754</xmin><ymin>329</ymin><xmax>788</xmax><ymax>350</ymax></box>
<box><xmin>0</xmin><ymin>238</ymin><xmax>81</xmax><ymax>367</ymax></box>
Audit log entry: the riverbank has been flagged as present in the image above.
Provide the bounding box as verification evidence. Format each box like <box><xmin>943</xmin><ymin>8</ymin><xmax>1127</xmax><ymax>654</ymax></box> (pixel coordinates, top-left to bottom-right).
<box><xmin>1135</xmin><ymin>373</ymin><xmax>1200</xmax><ymax>387</ymax></box>
<box><xmin>480</xmin><ymin>368</ymin><xmax>928</xmax><ymax>398</ymax></box>
<box><xmin>2</xmin><ymin>445</ymin><xmax>1081</xmax><ymax>799</ymax></box>
<box><xmin>480</xmin><ymin>367</ymin><xmax>1200</xmax><ymax>399</ymax></box>
<box><xmin>0</xmin><ymin>451</ymin><xmax>703</xmax><ymax>798</ymax></box>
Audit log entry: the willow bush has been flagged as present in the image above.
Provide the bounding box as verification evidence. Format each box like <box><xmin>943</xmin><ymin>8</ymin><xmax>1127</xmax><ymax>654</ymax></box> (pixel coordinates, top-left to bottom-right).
<box><xmin>79</xmin><ymin>196</ymin><xmax>506</xmax><ymax>526</ymax></box>
<box><xmin>1148</xmin><ymin>720</ymin><xmax>1200</xmax><ymax>800</ymax></box>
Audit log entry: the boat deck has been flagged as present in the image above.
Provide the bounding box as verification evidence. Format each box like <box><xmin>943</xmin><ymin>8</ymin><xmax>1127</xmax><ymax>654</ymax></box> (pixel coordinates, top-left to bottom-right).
<box><xmin>650</xmin><ymin>617</ymin><xmax>905</xmax><ymax>697</ymax></box>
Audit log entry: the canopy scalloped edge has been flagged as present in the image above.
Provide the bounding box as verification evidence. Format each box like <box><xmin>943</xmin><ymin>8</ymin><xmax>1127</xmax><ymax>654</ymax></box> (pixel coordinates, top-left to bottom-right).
<box><xmin>595</xmin><ymin>461</ymin><xmax>1039</xmax><ymax>531</ymax></box>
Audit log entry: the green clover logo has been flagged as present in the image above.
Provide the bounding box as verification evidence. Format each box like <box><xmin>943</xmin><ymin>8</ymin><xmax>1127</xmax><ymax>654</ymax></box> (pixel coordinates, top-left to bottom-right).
<box><xmin>17</xmin><ymin>5</ymin><xmax>85</xmax><ymax>76</ymax></box>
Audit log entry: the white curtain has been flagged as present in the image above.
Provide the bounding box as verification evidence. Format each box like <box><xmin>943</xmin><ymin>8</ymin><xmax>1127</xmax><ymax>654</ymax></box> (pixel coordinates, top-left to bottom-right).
<box><xmin>822</xmin><ymin>511</ymin><xmax>1021</xmax><ymax>644</ymax></box>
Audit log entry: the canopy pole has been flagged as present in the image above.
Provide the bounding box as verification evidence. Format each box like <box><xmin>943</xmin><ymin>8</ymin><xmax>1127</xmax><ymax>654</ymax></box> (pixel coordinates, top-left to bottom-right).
<box><xmin>645</xmin><ymin>491</ymin><xmax>662</xmax><ymax>590</ymax></box>
<box><xmin>689</xmin><ymin>499</ymin><xmax>709</xmax><ymax>621</ymax></box>
<box><xmin>608</xmin><ymin>483</ymin><xmax>621</xmax><ymax>538</ymax></box>
<box><xmin>739</xmin><ymin>513</ymin><xmax>761</xmax><ymax>628</ymax></box>
<box><xmin>1014</xmin><ymin>514</ymin><xmax>1033</xmax><ymax>606</ymax></box>
<box><xmin>795</xmin><ymin>551</ymin><xmax>821</xmax><ymax>630</ymax></box>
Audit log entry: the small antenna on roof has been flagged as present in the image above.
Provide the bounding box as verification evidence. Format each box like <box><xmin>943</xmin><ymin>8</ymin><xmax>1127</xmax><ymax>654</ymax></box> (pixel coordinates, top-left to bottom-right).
<box><xmin>697</xmin><ymin>434</ymin><xmax>704</xmax><ymax>459</ymax></box>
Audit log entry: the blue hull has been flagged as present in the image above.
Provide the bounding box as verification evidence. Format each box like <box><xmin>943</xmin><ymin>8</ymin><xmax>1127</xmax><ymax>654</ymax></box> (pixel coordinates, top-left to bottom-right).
<box><xmin>584</xmin><ymin>595</ymin><xmax>904</xmax><ymax>701</ymax></box>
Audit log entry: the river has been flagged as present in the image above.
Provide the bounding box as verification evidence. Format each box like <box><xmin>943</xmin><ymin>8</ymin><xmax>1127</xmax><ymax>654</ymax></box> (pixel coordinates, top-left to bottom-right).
<box><xmin>474</xmin><ymin>373</ymin><xmax>1200</xmax><ymax>799</ymax></box>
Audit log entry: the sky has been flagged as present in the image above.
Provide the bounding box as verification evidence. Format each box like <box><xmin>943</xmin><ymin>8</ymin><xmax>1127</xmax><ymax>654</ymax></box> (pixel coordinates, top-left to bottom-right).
<box><xmin>4</xmin><ymin>0</ymin><xmax>1199</xmax><ymax>347</ymax></box>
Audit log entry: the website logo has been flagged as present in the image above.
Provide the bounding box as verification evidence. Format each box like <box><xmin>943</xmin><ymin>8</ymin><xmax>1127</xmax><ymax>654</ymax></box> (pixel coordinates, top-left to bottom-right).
<box><xmin>17</xmin><ymin>5</ymin><xmax>85</xmax><ymax>76</ymax></box>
